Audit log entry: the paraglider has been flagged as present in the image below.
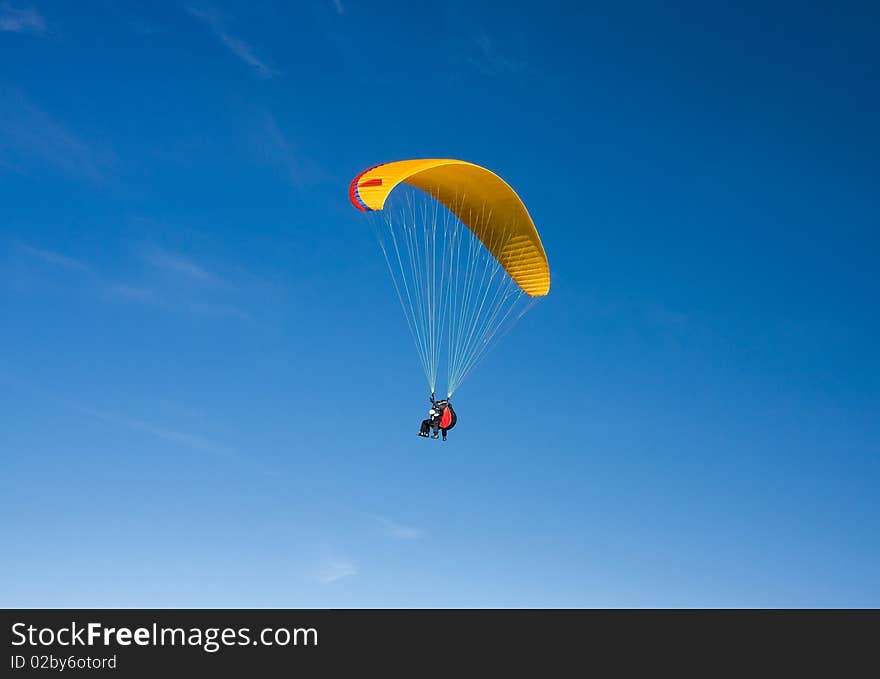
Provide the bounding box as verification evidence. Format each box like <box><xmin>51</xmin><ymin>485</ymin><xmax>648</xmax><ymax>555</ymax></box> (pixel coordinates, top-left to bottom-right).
<box><xmin>349</xmin><ymin>159</ymin><xmax>549</xmax><ymax>438</ymax></box>
<box><xmin>418</xmin><ymin>394</ymin><xmax>458</xmax><ymax>441</ymax></box>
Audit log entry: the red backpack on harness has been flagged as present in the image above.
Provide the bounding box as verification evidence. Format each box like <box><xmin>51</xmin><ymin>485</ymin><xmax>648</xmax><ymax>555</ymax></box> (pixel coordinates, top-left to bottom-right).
<box><xmin>438</xmin><ymin>403</ymin><xmax>457</xmax><ymax>430</ymax></box>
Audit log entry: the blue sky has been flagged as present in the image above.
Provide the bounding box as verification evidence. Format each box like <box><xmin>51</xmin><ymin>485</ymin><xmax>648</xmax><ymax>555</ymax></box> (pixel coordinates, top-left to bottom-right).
<box><xmin>1</xmin><ymin>1</ymin><xmax>878</xmax><ymax>607</ymax></box>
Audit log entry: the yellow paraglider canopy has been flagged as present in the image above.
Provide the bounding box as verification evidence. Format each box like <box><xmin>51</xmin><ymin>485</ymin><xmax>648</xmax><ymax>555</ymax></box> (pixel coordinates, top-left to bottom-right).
<box><xmin>349</xmin><ymin>159</ymin><xmax>550</xmax><ymax>296</ymax></box>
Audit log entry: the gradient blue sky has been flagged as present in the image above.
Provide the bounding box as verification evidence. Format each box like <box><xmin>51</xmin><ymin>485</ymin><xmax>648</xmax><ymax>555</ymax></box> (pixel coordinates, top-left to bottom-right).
<box><xmin>2</xmin><ymin>1</ymin><xmax>878</xmax><ymax>607</ymax></box>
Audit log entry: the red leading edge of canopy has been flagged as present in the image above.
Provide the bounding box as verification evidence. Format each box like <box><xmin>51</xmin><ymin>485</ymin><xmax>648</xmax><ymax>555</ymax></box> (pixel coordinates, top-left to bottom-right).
<box><xmin>348</xmin><ymin>165</ymin><xmax>384</xmax><ymax>212</ymax></box>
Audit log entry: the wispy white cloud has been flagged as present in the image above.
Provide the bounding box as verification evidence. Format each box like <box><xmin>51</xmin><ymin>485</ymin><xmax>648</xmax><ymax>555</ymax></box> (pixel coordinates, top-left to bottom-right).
<box><xmin>185</xmin><ymin>300</ymin><xmax>250</xmax><ymax>320</ymax></box>
<box><xmin>186</xmin><ymin>3</ymin><xmax>278</xmax><ymax>78</ymax></box>
<box><xmin>643</xmin><ymin>300</ymin><xmax>690</xmax><ymax>328</ymax></box>
<box><xmin>126</xmin><ymin>18</ymin><xmax>158</xmax><ymax>36</ymax></box>
<box><xmin>468</xmin><ymin>32</ymin><xmax>533</xmax><ymax>79</ymax></box>
<box><xmin>129</xmin><ymin>244</ymin><xmax>252</xmax><ymax>317</ymax></box>
<box><xmin>138</xmin><ymin>244</ymin><xmax>219</xmax><ymax>286</ymax></box>
<box><xmin>0</xmin><ymin>375</ymin><xmax>279</xmax><ymax>476</ymax></box>
<box><xmin>331</xmin><ymin>0</ymin><xmax>344</xmax><ymax>15</ymax></box>
<box><xmin>12</xmin><ymin>237</ymin><xmax>251</xmax><ymax>321</ymax></box>
<box><xmin>53</xmin><ymin>396</ymin><xmax>279</xmax><ymax>476</ymax></box>
<box><xmin>253</xmin><ymin>113</ymin><xmax>327</xmax><ymax>189</ymax></box>
<box><xmin>109</xmin><ymin>245</ymin><xmax>249</xmax><ymax>319</ymax></box>
<box><xmin>371</xmin><ymin>514</ymin><xmax>423</xmax><ymax>540</ymax></box>
<box><xmin>313</xmin><ymin>557</ymin><xmax>358</xmax><ymax>584</ymax></box>
<box><xmin>0</xmin><ymin>85</ymin><xmax>117</xmax><ymax>184</ymax></box>
<box><xmin>0</xmin><ymin>2</ymin><xmax>45</xmax><ymax>34</ymax></box>
<box><xmin>105</xmin><ymin>284</ymin><xmax>164</xmax><ymax>307</ymax></box>
<box><xmin>18</xmin><ymin>243</ymin><xmax>92</xmax><ymax>273</ymax></box>
<box><xmin>98</xmin><ymin>1</ymin><xmax>160</xmax><ymax>36</ymax></box>
<box><xmin>580</xmin><ymin>288</ymin><xmax>692</xmax><ymax>332</ymax></box>
<box><xmin>73</xmin><ymin>404</ymin><xmax>230</xmax><ymax>456</ymax></box>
